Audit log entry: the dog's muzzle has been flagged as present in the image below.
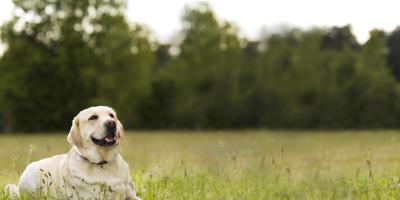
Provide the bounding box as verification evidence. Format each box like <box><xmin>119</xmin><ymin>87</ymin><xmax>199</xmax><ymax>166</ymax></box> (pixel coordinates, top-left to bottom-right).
<box><xmin>91</xmin><ymin>120</ymin><xmax>117</xmax><ymax>147</ymax></box>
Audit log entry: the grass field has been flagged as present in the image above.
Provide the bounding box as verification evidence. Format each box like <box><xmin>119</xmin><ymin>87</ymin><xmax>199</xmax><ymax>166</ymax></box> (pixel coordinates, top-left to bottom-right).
<box><xmin>1</xmin><ymin>130</ymin><xmax>400</xmax><ymax>199</ymax></box>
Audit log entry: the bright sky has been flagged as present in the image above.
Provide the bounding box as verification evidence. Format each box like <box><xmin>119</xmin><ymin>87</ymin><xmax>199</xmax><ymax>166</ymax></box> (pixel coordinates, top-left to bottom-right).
<box><xmin>1</xmin><ymin>0</ymin><xmax>400</xmax><ymax>49</ymax></box>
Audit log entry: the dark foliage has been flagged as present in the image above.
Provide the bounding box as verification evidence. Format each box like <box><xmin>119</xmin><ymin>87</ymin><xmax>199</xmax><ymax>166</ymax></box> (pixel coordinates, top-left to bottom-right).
<box><xmin>1</xmin><ymin>1</ymin><xmax>400</xmax><ymax>131</ymax></box>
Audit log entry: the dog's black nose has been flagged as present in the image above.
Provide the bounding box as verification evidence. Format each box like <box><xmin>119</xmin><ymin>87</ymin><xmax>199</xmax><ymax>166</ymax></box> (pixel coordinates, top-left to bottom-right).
<box><xmin>105</xmin><ymin>120</ymin><xmax>116</xmax><ymax>129</ymax></box>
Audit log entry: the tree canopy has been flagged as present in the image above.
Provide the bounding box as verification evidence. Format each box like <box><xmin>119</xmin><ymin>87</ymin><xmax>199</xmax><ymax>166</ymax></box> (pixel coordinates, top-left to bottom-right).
<box><xmin>1</xmin><ymin>1</ymin><xmax>400</xmax><ymax>132</ymax></box>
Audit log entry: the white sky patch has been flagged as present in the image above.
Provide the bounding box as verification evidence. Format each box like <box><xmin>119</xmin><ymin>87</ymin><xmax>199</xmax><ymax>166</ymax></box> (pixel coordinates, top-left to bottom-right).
<box><xmin>1</xmin><ymin>0</ymin><xmax>400</xmax><ymax>49</ymax></box>
<box><xmin>0</xmin><ymin>0</ymin><xmax>13</xmax><ymax>54</ymax></box>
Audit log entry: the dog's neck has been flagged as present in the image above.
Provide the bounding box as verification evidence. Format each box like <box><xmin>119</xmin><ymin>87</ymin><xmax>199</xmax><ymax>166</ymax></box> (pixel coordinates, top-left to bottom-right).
<box><xmin>75</xmin><ymin>149</ymin><xmax>108</xmax><ymax>166</ymax></box>
<box><xmin>72</xmin><ymin>146</ymin><xmax>119</xmax><ymax>166</ymax></box>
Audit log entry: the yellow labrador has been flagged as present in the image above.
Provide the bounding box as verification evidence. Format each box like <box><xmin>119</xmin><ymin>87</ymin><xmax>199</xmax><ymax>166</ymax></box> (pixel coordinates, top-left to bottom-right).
<box><xmin>5</xmin><ymin>106</ymin><xmax>141</xmax><ymax>200</ymax></box>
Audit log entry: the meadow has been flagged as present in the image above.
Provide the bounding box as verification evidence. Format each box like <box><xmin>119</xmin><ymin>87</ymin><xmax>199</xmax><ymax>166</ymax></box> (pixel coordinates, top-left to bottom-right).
<box><xmin>1</xmin><ymin>130</ymin><xmax>400</xmax><ymax>199</ymax></box>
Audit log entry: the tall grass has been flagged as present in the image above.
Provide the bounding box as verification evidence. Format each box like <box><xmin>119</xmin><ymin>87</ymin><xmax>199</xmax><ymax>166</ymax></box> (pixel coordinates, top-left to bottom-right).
<box><xmin>1</xmin><ymin>131</ymin><xmax>400</xmax><ymax>199</ymax></box>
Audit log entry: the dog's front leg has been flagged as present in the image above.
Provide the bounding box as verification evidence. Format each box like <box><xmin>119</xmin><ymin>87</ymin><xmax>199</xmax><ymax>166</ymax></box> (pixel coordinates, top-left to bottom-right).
<box><xmin>125</xmin><ymin>179</ymin><xmax>141</xmax><ymax>200</ymax></box>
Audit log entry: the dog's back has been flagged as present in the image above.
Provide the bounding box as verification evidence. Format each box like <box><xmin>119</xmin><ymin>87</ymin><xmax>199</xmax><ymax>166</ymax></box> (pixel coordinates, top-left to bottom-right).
<box><xmin>4</xmin><ymin>154</ymin><xmax>66</xmax><ymax>198</ymax></box>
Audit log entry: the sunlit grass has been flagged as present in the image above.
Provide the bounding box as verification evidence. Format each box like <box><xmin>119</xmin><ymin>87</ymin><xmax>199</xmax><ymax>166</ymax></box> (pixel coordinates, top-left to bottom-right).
<box><xmin>1</xmin><ymin>130</ymin><xmax>400</xmax><ymax>199</ymax></box>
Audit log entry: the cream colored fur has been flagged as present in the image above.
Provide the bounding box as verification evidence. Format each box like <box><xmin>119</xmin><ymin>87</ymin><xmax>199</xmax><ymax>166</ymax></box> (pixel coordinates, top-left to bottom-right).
<box><xmin>5</xmin><ymin>106</ymin><xmax>141</xmax><ymax>200</ymax></box>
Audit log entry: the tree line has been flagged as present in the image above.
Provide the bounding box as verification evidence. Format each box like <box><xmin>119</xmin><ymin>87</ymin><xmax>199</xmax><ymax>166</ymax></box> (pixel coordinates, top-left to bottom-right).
<box><xmin>1</xmin><ymin>0</ymin><xmax>400</xmax><ymax>132</ymax></box>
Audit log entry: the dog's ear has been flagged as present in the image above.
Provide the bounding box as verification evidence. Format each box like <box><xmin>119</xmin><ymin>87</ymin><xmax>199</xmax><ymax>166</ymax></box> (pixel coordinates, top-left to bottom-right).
<box><xmin>117</xmin><ymin>120</ymin><xmax>124</xmax><ymax>138</ymax></box>
<box><xmin>67</xmin><ymin>117</ymin><xmax>82</xmax><ymax>147</ymax></box>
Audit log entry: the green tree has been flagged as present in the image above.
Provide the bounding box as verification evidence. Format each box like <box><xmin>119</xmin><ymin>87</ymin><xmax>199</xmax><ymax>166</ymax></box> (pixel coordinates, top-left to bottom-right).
<box><xmin>89</xmin><ymin>14</ymin><xmax>154</xmax><ymax>128</ymax></box>
<box><xmin>0</xmin><ymin>0</ymin><xmax>100</xmax><ymax>130</ymax></box>
<box><xmin>386</xmin><ymin>27</ymin><xmax>400</xmax><ymax>80</ymax></box>
<box><xmin>351</xmin><ymin>30</ymin><xmax>400</xmax><ymax>128</ymax></box>
<box><xmin>0</xmin><ymin>0</ymin><xmax>153</xmax><ymax>130</ymax></box>
<box><xmin>166</xmin><ymin>2</ymin><xmax>246</xmax><ymax>128</ymax></box>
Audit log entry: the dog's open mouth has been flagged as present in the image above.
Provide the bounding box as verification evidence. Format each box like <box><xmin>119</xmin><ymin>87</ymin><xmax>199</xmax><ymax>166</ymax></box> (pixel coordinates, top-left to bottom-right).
<box><xmin>91</xmin><ymin>132</ymin><xmax>117</xmax><ymax>147</ymax></box>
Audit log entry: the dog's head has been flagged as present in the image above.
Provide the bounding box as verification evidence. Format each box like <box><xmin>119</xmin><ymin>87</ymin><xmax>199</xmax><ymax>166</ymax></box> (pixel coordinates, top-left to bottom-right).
<box><xmin>67</xmin><ymin>106</ymin><xmax>124</xmax><ymax>162</ymax></box>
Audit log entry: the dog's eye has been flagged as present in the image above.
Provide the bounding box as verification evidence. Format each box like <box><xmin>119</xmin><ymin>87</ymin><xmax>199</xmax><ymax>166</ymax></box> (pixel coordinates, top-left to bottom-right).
<box><xmin>109</xmin><ymin>114</ymin><xmax>115</xmax><ymax>118</ymax></box>
<box><xmin>88</xmin><ymin>115</ymin><xmax>98</xmax><ymax>120</ymax></box>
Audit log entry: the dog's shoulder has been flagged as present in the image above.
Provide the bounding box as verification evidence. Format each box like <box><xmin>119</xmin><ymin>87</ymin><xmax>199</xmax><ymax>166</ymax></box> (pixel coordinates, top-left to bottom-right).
<box><xmin>19</xmin><ymin>154</ymin><xmax>67</xmax><ymax>189</ymax></box>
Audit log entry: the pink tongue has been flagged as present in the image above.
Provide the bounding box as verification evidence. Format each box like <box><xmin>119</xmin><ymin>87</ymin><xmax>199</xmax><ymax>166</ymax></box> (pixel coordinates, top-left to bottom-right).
<box><xmin>105</xmin><ymin>134</ymin><xmax>114</xmax><ymax>140</ymax></box>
